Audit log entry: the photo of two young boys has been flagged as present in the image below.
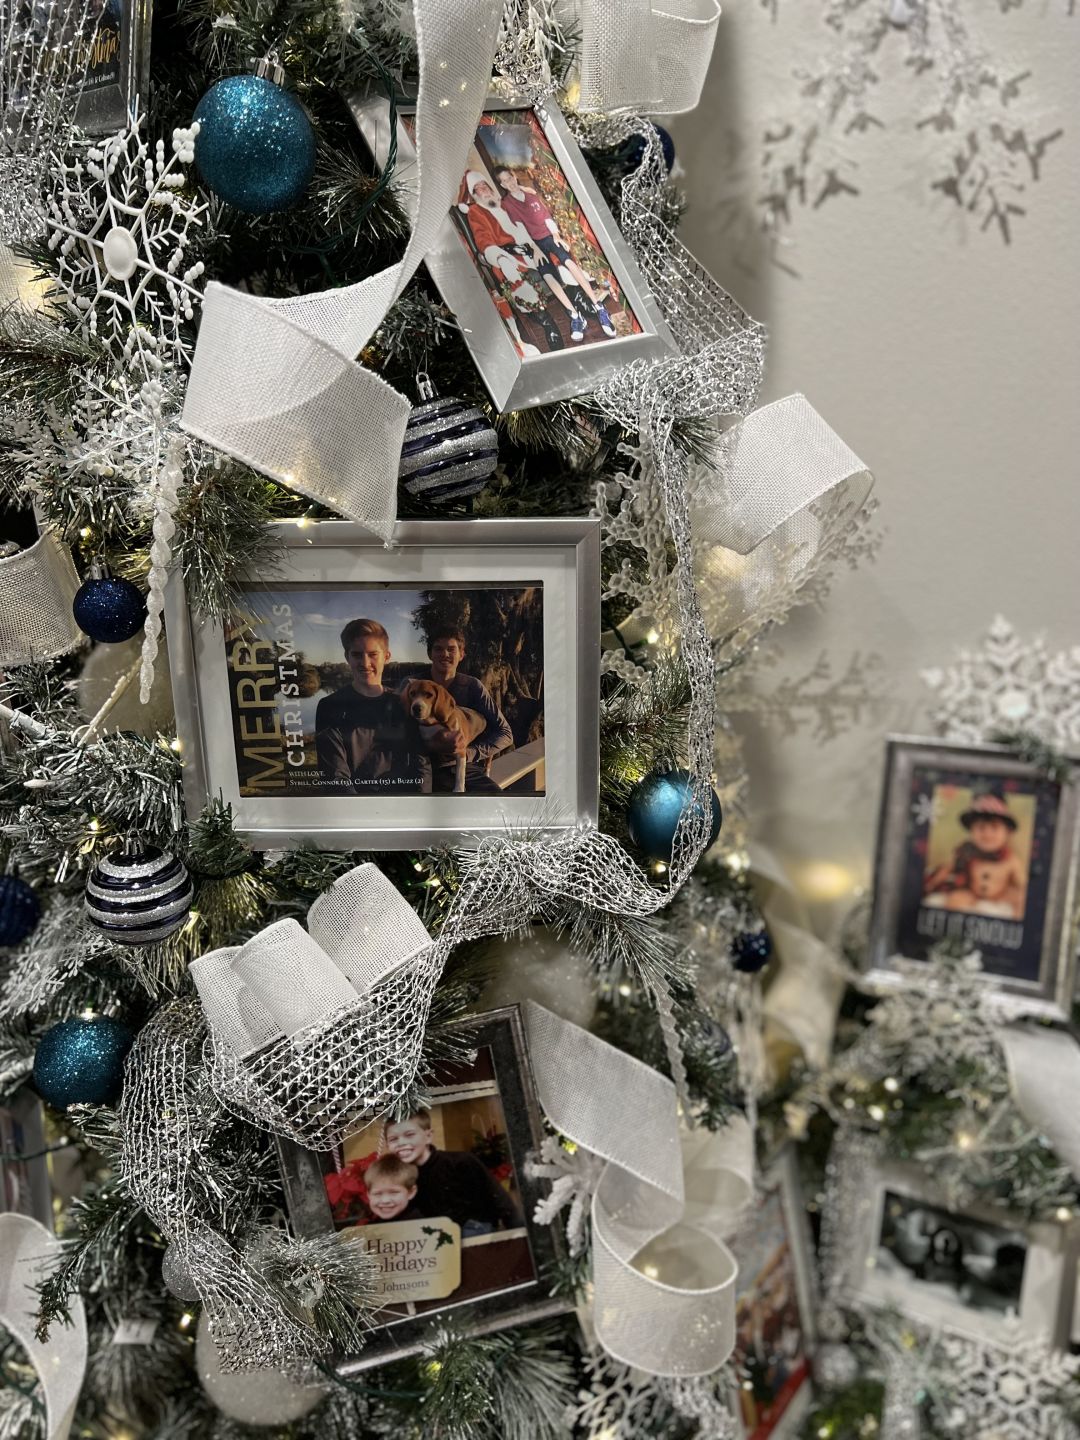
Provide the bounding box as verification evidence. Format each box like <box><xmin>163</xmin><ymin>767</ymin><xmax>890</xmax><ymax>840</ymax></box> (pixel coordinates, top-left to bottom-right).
<box><xmin>307</xmin><ymin>585</ymin><xmax>544</xmax><ymax>799</ymax></box>
<box><xmin>314</xmin><ymin>621</ymin><xmax>512</xmax><ymax>796</ymax></box>
<box><xmin>325</xmin><ymin>1109</ymin><xmax>524</xmax><ymax>1239</ymax></box>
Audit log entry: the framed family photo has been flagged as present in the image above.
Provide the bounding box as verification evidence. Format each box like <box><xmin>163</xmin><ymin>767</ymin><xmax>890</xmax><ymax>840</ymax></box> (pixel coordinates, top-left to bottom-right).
<box><xmin>165</xmin><ymin>517</ymin><xmax>599</xmax><ymax>849</ymax></box>
<box><xmin>75</xmin><ymin>0</ymin><xmax>153</xmax><ymax>134</ymax></box>
<box><xmin>350</xmin><ymin>90</ymin><xmax>675</xmax><ymax>410</ymax></box>
<box><xmin>728</xmin><ymin>1149</ymin><xmax>816</xmax><ymax>1439</ymax></box>
<box><xmin>867</xmin><ymin>737</ymin><xmax>1080</xmax><ymax>1015</ymax></box>
<box><xmin>276</xmin><ymin>1007</ymin><xmax>570</xmax><ymax>1370</ymax></box>
<box><xmin>844</xmin><ymin>1160</ymin><xmax>1079</xmax><ymax>1348</ymax></box>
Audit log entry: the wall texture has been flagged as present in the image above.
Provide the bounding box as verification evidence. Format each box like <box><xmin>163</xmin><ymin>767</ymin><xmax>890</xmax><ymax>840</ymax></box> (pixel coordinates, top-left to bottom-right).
<box><xmin>669</xmin><ymin>1</ymin><xmax>1080</xmax><ymax>927</ymax></box>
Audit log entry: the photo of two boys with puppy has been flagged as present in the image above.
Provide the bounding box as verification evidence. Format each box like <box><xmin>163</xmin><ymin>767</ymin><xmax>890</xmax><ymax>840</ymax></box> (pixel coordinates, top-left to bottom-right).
<box><xmin>226</xmin><ymin>582</ymin><xmax>545</xmax><ymax>799</ymax></box>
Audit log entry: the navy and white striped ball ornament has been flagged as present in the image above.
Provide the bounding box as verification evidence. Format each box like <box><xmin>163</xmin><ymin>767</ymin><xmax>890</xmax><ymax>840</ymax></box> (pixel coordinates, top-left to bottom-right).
<box><xmin>398</xmin><ymin>375</ymin><xmax>498</xmax><ymax>504</ymax></box>
<box><xmin>85</xmin><ymin>847</ymin><xmax>193</xmax><ymax>946</ymax></box>
<box><xmin>0</xmin><ymin>875</ymin><xmax>41</xmax><ymax>946</ymax></box>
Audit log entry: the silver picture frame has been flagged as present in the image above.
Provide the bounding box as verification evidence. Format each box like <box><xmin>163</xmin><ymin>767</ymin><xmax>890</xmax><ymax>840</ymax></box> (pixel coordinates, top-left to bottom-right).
<box><xmin>841</xmin><ymin>1154</ymin><xmax>1080</xmax><ymax>1348</ymax></box>
<box><xmin>349</xmin><ymin>89</ymin><xmax>677</xmax><ymax>411</ymax></box>
<box><xmin>866</xmin><ymin>736</ymin><xmax>1080</xmax><ymax>1018</ymax></box>
<box><xmin>728</xmin><ymin>1146</ymin><xmax>817</xmax><ymax>1438</ymax></box>
<box><xmin>276</xmin><ymin>1006</ymin><xmax>572</xmax><ymax>1371</ymax></box>
<box><xmin>75</xmin><ymin>0</ymin><xmax>153</xmax><ymax>135</ymax></box>
<box><xmin>164</xmin><ymin>516</ymin><xmax>600</xmax><ymax>850</ymax></box>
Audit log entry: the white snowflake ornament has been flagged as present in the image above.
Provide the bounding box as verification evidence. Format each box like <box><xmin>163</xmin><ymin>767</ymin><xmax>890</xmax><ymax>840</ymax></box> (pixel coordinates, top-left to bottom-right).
<box><xmin>526</xmin><ymin>1136</ymin><xmax>602</xmax><ymax>1256</ymax></box>
<box><xmin>45</xmin><ymin>116</ymin><xmax>207</xmax><ymax>382</ymax></box>
<box><xmin>922</xmin><ymin>615</ymin><xmax>1080</xmax><ymax>749</ymax></box>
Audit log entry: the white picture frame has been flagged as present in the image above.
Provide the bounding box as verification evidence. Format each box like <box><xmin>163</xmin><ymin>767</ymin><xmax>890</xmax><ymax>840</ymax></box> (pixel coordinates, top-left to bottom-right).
<box><xmin>164</xmin><ymin>517</ymin><xmax>599</xmax><ymax>850</ymax></box>
<box><xmin>349</xmin><ymin>89</ymin><xmax>677</xmax><ymax>411</ymax></box>
<box><xmin>844</xmin><ymin>1160</ymin><xmax>1079</xmax><ymax>1348</ymax></box>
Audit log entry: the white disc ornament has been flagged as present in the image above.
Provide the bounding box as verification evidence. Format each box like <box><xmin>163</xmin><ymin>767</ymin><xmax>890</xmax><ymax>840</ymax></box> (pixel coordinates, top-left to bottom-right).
<box><xmin>478</xmin><ymin>927</ymin><xmax>597</xmax><ymax>1030</ymax></box>
<box><xmin>195</xmin><ymin>1313</ymin><xmax>325</xmax><ymax>1425</ymax></box>
<box><xmin>102</xmin><ymin>225</ymin><xmax>139</xmax><ymax>280</ymax></box>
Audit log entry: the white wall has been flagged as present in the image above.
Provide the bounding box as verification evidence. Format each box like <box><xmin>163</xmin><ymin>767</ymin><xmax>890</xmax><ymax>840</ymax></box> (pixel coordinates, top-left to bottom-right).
<box><xmin>670</xmin><ymin>1</ymin><xmax>1080</xmax><ymax>925</ymax></box>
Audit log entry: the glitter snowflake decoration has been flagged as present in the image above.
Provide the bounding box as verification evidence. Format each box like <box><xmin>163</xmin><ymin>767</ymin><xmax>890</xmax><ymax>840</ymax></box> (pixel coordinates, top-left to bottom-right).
<box><xmin>922</xmin><ymin>614</ymin><xmax>1080</xmax><ymax>749</ymax></box>
<box><xmin>525</xmin><ymin>1136</ymin><xmax>603</xmax><ymax>1256</ymax></box>
<box><xmin>859</xmin><ymin>950</ymin><xmax>1001</xmax><ymax>1081</ymax></box>
<box><xmin>45</xmin><ymin>116</ymin><xmax>207</xmax><ymax>381</ymax></box>
<box><xmin>573</xmin><ymin>1353</ymin><xmax>670</xmax><ymax>1440</ymax></box>
<box><xmin>933</xmin><ymin>1322</ymin><xmax>1080</xmax><ymax>1440</ymax></box>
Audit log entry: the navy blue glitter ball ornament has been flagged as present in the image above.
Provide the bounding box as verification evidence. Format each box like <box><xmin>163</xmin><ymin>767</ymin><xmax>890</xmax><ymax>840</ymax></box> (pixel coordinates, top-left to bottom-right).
<box><xmin>732</xmin><ymin>928</ymin><xmax>773</xmax><ymax>974</ymax></box>
<box><xmin>626</xmin><ymin>768</ymin><xmax>722</xmax><ymax>864</ymax></box>
<box><xmin>621</xmin><ymin>124</ymin><xmax>676</xmax><ymax>175</ymax></box>
<box><xmin>0</xmin><ymin>875</ymin><xmax>41</xmax><ymax>946</ymax></box>
<box><xmin>398</xmin><ymin>375</ymin><xmax>499</xmax><ymax>504</ymax></box>
<box><xmin>193</xmin><ymin>70</ymin><xmax>316</xmax><ymax>215</ymax></box>
<box><xmin>72</xmin><ymin>575</ymin><xmax>146</xmax><ymax>643</ymax></box>
<box><xmin>33</xmin><ymin>1017</ymin><xmax>134</xmax><ymax>1109</ymax></box>
<box><xmin>85</xmin><ymin>847</ymin><xmax>193</xmax><ymax>946</ymax></box>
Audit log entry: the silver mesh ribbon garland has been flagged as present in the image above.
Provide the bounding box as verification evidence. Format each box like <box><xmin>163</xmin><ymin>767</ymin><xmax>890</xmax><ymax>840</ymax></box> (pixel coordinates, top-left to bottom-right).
<box><xmin>120</xmin><ymin>999</ymin><xmax>373</xmax><ymax>1370</ymax></box>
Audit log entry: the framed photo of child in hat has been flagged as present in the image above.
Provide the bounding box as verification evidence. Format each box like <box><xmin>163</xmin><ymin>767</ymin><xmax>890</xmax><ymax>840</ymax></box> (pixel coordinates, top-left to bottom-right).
<box><xmin>867</xmin><ymin>737</ymin><xmax>1080</xmax><ymax>1016</ymax></box>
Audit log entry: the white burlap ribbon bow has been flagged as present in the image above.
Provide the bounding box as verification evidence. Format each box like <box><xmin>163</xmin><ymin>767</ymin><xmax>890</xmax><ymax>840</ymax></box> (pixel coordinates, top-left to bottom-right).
<box><xmin>0</xmin><ymin>1214</ymin><xmax>88</xmax><ymax>1440</ymax></box>
<box><xmin>691</xmin><ymin>393</ymin><xmax>875</xmax><ymax>640</ymax></box>
<box><xmin>576</xmin><ymin>0</ymin><xmax>722</xmax><ymax>115</ymax></box>
<box><xmin>190</xmin><ymin>862</ymin><xmax>432</xmax><ymax>1059</ymax></box>
<box><xmin>0</xmin><ymin>530</ymin><xmax>82</xmax><ymax>667</ymax></box>
<box><xmin>1000</xmin><ymin>1024</ymin><xmax>1080</xmax><ymax>1180</ymax></box>
<box><xmin>522</xmin><ymin>1000</ymin><xmax>753</xmax><ymax>1376</ymax></box>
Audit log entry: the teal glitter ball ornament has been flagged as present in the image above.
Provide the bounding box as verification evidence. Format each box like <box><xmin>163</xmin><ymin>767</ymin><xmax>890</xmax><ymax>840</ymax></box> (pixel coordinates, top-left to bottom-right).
<box><xmin>193</xmin><ymin>68</ymin><xmax>316</xmax><ymax>215</ymax></box>
<box><xmin>626</xmin><ymin>768</ymin><xmax>722</xmax><ymax>864</ymax></box>
<box><xmin>0</xmin><ymin>875</ymin><xmax>41</xmax><ymax>946</ymax></box>
<box><xmin>72</xmin><ymin>574</ymin><xmax>146</xmax><ymax>643</ymax></box>
<box><xmin>33</xmin><ymin>1017</ymin><xmax>134</xmax><ymax>1109</ymax></box>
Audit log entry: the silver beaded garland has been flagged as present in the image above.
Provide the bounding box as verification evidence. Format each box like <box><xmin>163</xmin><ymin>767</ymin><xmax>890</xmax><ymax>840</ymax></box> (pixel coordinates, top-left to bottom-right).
<box><xmin>85</xmin><ymin>847</ymin><xmax>193</xmax><ymax>945</ymax></box>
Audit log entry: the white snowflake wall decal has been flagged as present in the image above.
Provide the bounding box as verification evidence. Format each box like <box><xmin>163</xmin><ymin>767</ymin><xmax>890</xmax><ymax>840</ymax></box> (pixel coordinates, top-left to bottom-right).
<box><xmin>922</xmin><ymin>615</ymin><xmax>1080</xmax><ymax>748</ymax></box>
<box><xmin>933</xmin><ymin>1322</ymin><xmax>1080</xmax><ymax>1440</ymax></box>
<box><xmin>45</xmin><ymin>116</ymin><xmax>207</xmax><ymax>383</ymax></box>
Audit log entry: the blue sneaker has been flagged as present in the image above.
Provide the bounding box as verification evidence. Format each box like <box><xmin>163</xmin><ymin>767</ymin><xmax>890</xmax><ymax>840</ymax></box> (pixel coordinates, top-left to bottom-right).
<box><xmin>570</xmin><ymin>312</ymin><xmax>586</xmax><ymax>342</ymax></box>
<box><xmin>595</xmin><ymin>304</ymin><xmax>617</xmax><ymax>338</ymax></box>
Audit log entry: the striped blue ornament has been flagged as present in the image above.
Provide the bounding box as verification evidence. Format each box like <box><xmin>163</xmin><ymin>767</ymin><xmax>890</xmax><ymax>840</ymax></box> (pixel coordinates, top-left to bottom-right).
<box><xmin>398</xmin><ymin>376</ymin><xmax>499</xmax><ymax>504</ymax></box>
<box><xmin>85</xmin><ymin>847</ymin><xmax>193</xmax><ymax>946</ymax></box>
